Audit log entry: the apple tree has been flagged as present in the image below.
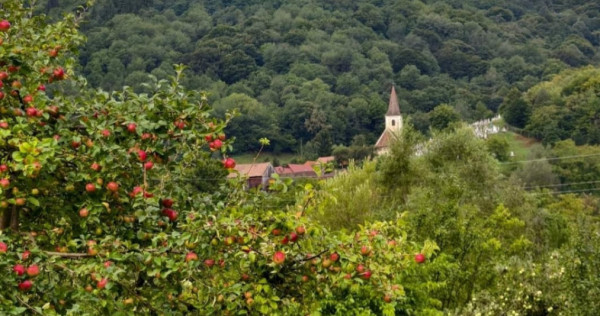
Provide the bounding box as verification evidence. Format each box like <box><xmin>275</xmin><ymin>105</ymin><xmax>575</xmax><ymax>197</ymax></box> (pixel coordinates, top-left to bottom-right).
<box><xmin>0</xmin><ymin>1</ymin><xmax>441</xmax><ymax>314</ymax></box>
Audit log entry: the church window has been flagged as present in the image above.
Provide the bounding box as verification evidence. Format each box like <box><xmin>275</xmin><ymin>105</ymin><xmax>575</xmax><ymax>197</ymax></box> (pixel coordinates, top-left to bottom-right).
<box><xmin>391</xmin><ymin>120</ymin><xmax>395</xmax><ymax>126</ymax></box>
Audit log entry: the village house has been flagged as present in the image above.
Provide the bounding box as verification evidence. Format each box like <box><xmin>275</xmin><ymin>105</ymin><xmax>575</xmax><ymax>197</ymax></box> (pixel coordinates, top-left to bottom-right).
<box><xmin>274</xmin><ymin>164</ymin><xmax>318</xmax><ymax>178</ymax></box>
<box><xmin>227</xmin><ymin>162</ymin><xmax>275</xmax><ymax>190</ymax></box>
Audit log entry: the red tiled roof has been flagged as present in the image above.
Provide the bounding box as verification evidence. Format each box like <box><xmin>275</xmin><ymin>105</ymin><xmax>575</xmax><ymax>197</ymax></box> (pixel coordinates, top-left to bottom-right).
<box><xmin>317</xmin><ymin>156</ymin><xmax>335</xmax><ymax>163</ymax></box>
<box><xmin>227</xmin><ymin>163</ymin><xmax>272</xmax><ymax>178</ymax></box>
<box><xmin>375</xmin><ymin>129</ymin><xmax>395</xmax><ymax>148</ymax></box>
<box><xmin>275</xmin><ymin>164</ymin><xmax>317</xmax><ymax>177</ymax></box>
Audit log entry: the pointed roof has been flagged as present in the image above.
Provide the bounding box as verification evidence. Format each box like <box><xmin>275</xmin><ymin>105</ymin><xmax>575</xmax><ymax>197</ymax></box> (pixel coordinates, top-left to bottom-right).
<box><xmin>386</xmin><ymin>86</ymin><xmax>401</xmax><ymax>116</ymax></box>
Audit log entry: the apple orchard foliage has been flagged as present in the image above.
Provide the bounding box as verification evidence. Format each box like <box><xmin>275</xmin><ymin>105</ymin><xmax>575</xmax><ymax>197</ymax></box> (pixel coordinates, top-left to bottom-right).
<box><xmin>0</xmin><ymin>2</ymin><xmax>440</xmax><ymax>315</ymax></box>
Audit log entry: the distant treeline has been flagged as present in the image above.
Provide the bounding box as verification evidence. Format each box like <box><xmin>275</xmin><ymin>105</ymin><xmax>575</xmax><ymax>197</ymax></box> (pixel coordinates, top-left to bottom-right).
<box><xmin>43</xmin><ymin>0</ymin><xmax>600</xmax><ymax>155</ymax></box>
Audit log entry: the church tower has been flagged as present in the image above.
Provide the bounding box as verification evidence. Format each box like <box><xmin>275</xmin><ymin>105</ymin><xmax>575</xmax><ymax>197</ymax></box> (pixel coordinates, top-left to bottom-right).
<box><xmin>385</xmin><ymin>86</ymin><xmax>402</xmax><ymax>132</ymax></box>
<box><xmin>375</xmin><ymin>86</ymin><xmax>403</xmax><ymax>155</ymax></box>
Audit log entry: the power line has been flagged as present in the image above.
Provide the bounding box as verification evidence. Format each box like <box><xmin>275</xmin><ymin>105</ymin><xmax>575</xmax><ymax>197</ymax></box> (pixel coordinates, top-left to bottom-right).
<box><xmin>524</xmin><ymin>180</ymin><xmax>600</xmax><ymax>190</ymax></box>
<box><xmin>530</xmin><ymin>187</ymin><xmax>600</xmax><ymax>195</ymax></box>
<box><xmin>501</xmin><ymin>153</ymin><xmax>600</xmax><ymax>165</ymax></box>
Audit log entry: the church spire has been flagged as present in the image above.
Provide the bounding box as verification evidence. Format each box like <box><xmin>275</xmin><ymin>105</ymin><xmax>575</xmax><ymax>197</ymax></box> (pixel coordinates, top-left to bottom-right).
<box><xmin>386</xmin><ymin>86</ymin><xmax>401</xmax><ymax>116</ymax></box>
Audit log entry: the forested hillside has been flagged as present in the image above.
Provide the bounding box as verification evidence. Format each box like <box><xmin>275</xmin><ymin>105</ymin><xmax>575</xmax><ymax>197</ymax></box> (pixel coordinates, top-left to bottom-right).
<box><xmin>42</xmin><ymin>0</ymin><xmax>600</xmax><ymax>154</ymax></box>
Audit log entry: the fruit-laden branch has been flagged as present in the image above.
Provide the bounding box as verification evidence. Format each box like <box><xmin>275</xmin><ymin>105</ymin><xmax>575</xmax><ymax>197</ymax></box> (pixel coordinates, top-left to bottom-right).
<box><xmin>44</xmin><ymin>248</ymin><xmax>185</xmax><ymax>258</ymax></box>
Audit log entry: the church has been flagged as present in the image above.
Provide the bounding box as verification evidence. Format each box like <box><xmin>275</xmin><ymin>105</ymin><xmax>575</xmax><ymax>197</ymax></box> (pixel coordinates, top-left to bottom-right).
<box><xmin>374</xmin><ymin>86</ymin><xmax>403</xmax><ymax>155</ymax></box>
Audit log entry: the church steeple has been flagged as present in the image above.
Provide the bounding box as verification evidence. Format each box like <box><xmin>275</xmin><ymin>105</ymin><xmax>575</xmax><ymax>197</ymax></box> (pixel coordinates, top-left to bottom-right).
<box><xmin>385</xmin><ymin>86</ymin><xmax>402</xmax><ymax>132</ymax></box>
<box><xmin>386</xmin><ymin>86</ymin><xmax>401</xmax><ymax>116</ymax></box>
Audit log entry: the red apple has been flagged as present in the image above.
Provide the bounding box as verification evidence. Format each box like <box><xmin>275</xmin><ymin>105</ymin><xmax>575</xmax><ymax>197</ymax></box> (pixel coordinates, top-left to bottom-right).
<box><xmin>18</xmin><ymin>280</ymin><xmax>33</xmax><ymax>291</ymax></box>
<box><xmin>185</xmin><ymin>252</ymin><xmax>198</xmax><ymax>262</ymax></box>
<box><xmin>360</xmin><ymin>245</ymin><xmax>371</xmax><ymax>256</ymax></box>
<box><xmin>162</xmin><ymin>208</ymin><xmax>178</xmax><ymax>221</ymax></box>
<box><xmin>71</xmin><ymin>141</ymin><xmax>81</xmax><ymax>149</ymax></box>
<box><xmin>23</xmin><ymin>95</ymin><xmax>33</xmax><ymax>104</ymax></box>
<box><xmin>137</xmin><ymin>150</ymin><xmax>147</xmax><ymax>162</ymax></box>
<box><xmin>281</xmin><ymin>236</ymin><xmax>289</xmax><ymax>245</ymax></box>
<box><xmin>273</xmin><ymin>251</ymin><xmax>286</xmax><ymax>265</ymax></box>
<box><xmin>127</xmin><ymin>123</ymin><xmax>137</xmax><ymax>133</ymax></box>
<box><xmin>144</xmin><ymin>161</ymin><xmax>154</xmax><ymax>170</ymax></box>
<box><xmin>141</xmin><ymin>133</ymin><xmax>152</xmax><ymax>140</ymax></box>
<box><xmin>26</xmin><ymin>107</ymin><xmax>38</xmax><ymax>117</ymax></box>
<box><xmin>223</xmin><ymin>157</ymin><xmax>236</xmax><ymax>169</ymax></box>
<box><xmin>356</xmin><ymin>264</ymin><xmax>365</xmax><ymax>273</ymax></box>
<box><xmin>0</xmin><ymin>92</ymin><xmax>4</xmax><ymax>100</ymax></box>
<box><xmin>360</xmin><ymin>270</ymin><xmax>372</xmax><ymax>280</ymax></box>
<box><xmin>79</xmin><ymin>208</ymin><xmax>89</xmax><ymax>218</ymax></box>
<box><xmin>330</xmin><ymin>253</ymin><xmax>340</xmax><ymax>262</ymax></box>
<box><xmin>0</xmin><ymin>241</ymin><xmax>7</xmax><ymax>253</ymax></box>
<box><xmin>271</xmin><ymin>228</ymin><xmax>281</xmax><ymax>236</ymax></box>
<box><xmin>106</xmin><ymin>181</ymin><xmax>119</xmax><ymax>192</ymax></box>
<box><xmin>13</xmin><ymin>264</ymin><xmax>25</xmax><ymax>276</ymax></box>
<box><xmin>296</xmin><ymin>226</ymin><xmax>306</xmax><ymax>235</ymax></box>
<box><xmin>162</xmin><ymin>199</ymin><xmax>174</xmax><ymax>208</ymax></box>
<box><xmin>205</xmin><ymin>134</ymin><xmax>213</xmax><ymax>142</ymax></box>
<box><xmin>85</xmin><ymin>183</ymin><xmax>96</xmax><ymax>193</ymax></box>
<box><xmin>101</xmin><ymin>129</ymin><xmax>111</xmax><ymax>137</ymax></box>
<box><xmin>0</xmin><ymin>178</ymin><xmax>9</xmax><ymax>188</ymax></box>
<box><xmin>0</xmin><ymin>72</ymin><xmax>7</xmax><ymax>80</ymax></box>
<box><xmin>415</xmin><ymin>253</ymin><xmax>426</xmax><ymax>264</ymax></box>
<box><xmin>204</xmin><ymin>259</ymin><xmax>215</xmax><ymax>267</ymax></box>
<box><xmin>289</xmin><ymin>232</ymin><xmax>298</xmax><ymax>243</ymax></box>
<box><xmin>0</xmin><ymin>122</ymin><xmax>7</xmax><ymax>129</ymax></box>
<box><xmin>91</xmin><ymin>162</ymin><xmax>101</xmax><ymax>172</ymax></box>
<box><xmin>53</xmin><ymin>67</ymin><xmax>65</xmax><ymax>80</ymax></box>
<box><xmin>37</xmin><ymin>84</ymin><xmax>46</xmax><ymax>92</ymax></box>
<box><xmin>22</xmin><ymin>250</ymin><xmax>31</xmax><ymax>260</ymax></box>
<box><xmin>104</xmin><ymin>261</ymin><xmax>112</xmax><ymax>268</ymax></box>
<box><xmin>0</xmin><ymin>20</ymin><xmax>10</xmax><ymax>32</ymax></box>
<box><xmin>210</xmin><ymin>139</ymin><xmax>222</xmax><ymax>150</ymax></box>
<box><xmin>97</xmin><ymin>278</ymin><xmax>108</xmax><ymax>289</ymax></box>
<box><xmin>26</xmin><ymin>265</ymin><xmax>40</xmax><ymax>277</ymax></box>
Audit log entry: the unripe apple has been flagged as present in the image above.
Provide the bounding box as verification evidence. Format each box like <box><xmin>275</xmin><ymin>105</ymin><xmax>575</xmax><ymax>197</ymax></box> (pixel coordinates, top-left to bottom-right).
<box><xmin>273</xmin><ymin>251</ymin><xmax>286</xmax><ymax>265</ymax></box>
<box><xmin>322</xmin><ymin>259</ymin><xmax>332</xmax><ymax>268</ymax></box>
<box><xmin>26</xmin><ymin>265</ymin><xmax>40</xmax><ymax>277</ymax></box>
<box><xmin>18</xmin><ymin>280</ymin><xmax>33</xmax><ymax>292</ymax></box>
<box><xmin>218</xmin><ymin>133</ymin><xmax>226</xmax><ymax>141</ymax></box>
<box><xmin>415</xmin><ymin>253</ymin><xmax>426</xmax><ymax>264</ymax></box>
<box><xmin>85</xmin><ymin>183</ymin><xmax>96</xmax><ymax>193</ymax></box>
<box><xmin>296</xmin><ymin>226</ymin><xmax>306</xmax><ymax>235</ymax></box>
<box><xmin>15</xmin><ymin>198</ymin><xmax>25</xmax><ymax>206</ymax></box>
<box><xmin>106</xmin><ymin>181</ymin><xmax>119</xmax><ymax>192</ymax></box>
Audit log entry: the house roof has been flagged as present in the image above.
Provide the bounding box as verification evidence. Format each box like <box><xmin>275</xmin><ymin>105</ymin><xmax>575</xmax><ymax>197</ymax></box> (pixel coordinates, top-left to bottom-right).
<box><xmin>386</xmin><ymin>86</ymin><xmax>401</xmax><ymax>116</ymax></box>
<box><xmin>227</xmin><ymin>162</ymin><xmax>272</xmax><ymax>178</ymax></box>
<box><xmin>275</xmin><ymin>164</ymin><xmax>317</xmax><ymax>177</ymax></box>
<box><xmin>375</xmin><ymin>129</ymin><xmax>396</xmax><ymax>148</ymax></box>
<box><xmin>317</xmin><ymin>156</ymin><xmax>335</xmax><ymax>163</ymax></box>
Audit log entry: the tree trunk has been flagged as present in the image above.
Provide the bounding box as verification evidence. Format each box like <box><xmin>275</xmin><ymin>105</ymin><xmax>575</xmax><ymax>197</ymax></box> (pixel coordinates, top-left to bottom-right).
<box><xmin>10</xmin><ymin>206</ymin><xmax>19</xmax><ymax>231</ymax></box>
<box><xmin>0</xmin><ymin>208</ymin><xmax>10</xmax><ymax>230</ymax></box>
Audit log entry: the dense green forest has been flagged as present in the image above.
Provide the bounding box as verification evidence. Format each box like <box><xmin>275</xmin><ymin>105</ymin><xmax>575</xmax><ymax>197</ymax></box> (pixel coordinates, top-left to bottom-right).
<box><xmin>41</xmin><ymin>0</ymin><xmax>600</xmax><ymax>155</ymax></box>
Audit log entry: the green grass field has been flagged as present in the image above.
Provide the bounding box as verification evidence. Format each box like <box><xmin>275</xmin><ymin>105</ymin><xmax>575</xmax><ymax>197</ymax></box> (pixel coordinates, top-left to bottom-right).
<box><xmin>493</xmin><ymin>131</ymin><xmax>538</xmax><ymax>161</ymax></box>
